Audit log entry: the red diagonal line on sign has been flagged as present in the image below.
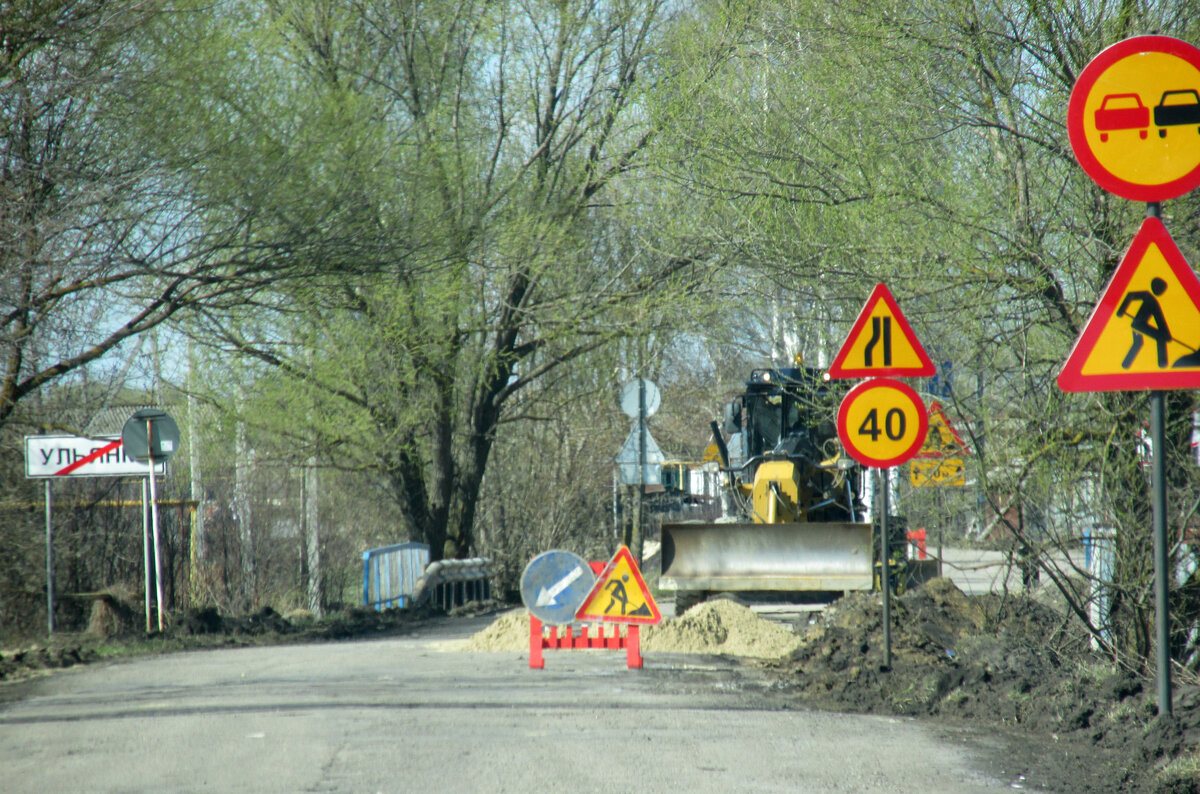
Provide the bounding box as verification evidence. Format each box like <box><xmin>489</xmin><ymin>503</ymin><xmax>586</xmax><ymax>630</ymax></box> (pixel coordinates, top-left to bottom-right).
<box><xmin>55</xmin><ymin>439</ymin><xmax>122</xmax><ymax>476</ymax></box>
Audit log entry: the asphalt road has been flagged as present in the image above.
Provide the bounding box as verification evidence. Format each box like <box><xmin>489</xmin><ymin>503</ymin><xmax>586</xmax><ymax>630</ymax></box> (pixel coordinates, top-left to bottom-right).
<box><xmin>0</xmin><ymin>615</ymin><xmax>1043</xmax><ymax>794</ymax></box>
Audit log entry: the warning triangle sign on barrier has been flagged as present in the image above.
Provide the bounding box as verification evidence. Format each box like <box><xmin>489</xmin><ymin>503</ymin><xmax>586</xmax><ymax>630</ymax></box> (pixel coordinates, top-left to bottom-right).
<box><xmin>916</xmin><ymin>401</ymin><xmax>970</xmax><ymax>458</ymax></box>
<box><xmin>1058</xmin><ymin>217</ymin><xmax>1200</xmax><ymax>392</ymax></box>
<box><xmin>574</xmin><ymin>546</ymin><xmax>662</xmax><ymax>625</ymax></box>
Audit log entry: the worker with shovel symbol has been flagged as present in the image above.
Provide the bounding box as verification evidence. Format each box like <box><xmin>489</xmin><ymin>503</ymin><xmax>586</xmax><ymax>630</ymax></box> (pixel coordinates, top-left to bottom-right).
<box><xmin>1115</xmin><ymin>277</ymin><xmax>1200</xmax><ymax>370</ymax></box>
<box><xmin>603</xmin><ymin>573</ymin><xmax>654</xmax><ymax>617</ymax></box>
<box><xmin>604</xmin><ymin>575</ymin><xmax>630</xmax><ymax>615</ymax></box>
<box><xmin>1118</xmin><ymin>278</ymin><xmax>1173</xmax><ymax>369</ymax></box>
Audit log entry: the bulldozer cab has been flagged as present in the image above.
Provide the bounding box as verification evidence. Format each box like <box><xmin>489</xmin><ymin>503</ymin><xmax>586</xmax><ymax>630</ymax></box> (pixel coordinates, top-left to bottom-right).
<box><xmin>737</xmin><ymin>369</ymin><xmax>831</xmax><ymax>455</ymax></box>
<box><xmin>726</xmin><ymin>369</ymin><xmax>849</xmax><ymax>507</ymax></box>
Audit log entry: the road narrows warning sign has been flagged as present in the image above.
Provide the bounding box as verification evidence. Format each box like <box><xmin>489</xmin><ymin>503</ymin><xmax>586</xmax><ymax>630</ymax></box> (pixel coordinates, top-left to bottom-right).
<box><xmin>574</xmin><ymin>545</ymin><xmax>661</xmax><ymax>625</ymax></box>
<box><xmin>827</xmin><ymin>284</ymin><xmax>935</xmax><ymax>379</ymax></box>
<box><xmin>1058</xmin><ymin>217</ymin><xmax>1200</xmax><ymax>391</ymax></box>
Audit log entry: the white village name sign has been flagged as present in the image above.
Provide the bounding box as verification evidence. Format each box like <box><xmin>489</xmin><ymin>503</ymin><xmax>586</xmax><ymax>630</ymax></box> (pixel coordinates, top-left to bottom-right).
<box><xmin>25</xmin><ymin>435</ymin><xmax>166</xmax><ymax>478</ymax></box>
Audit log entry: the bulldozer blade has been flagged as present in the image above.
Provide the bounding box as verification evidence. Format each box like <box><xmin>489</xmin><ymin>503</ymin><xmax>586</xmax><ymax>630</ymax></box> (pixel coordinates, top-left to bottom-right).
<box><xmin>659</xmin><ymin>522</ymin><xmax>874</xmax><ymax>593</ymax></box>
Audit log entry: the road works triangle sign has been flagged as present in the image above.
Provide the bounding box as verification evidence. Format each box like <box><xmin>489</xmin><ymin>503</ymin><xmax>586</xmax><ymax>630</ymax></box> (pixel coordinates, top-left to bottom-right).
<box><xmin>916</xmin><ymin>401</ymin><xmax>971</xmax><ymax>458</ymax></box>
<box><xmin>1058</xmin><ymin>217</ymin><xmax>1200</xmax><ymax>392</ymax></box>
<box><xmin>574</xmin><ymin>545</ymin><xmax>661</xmax><ymax>625</ymax></box>
<box><xmin>827</xmin><ymin>283</ymin><xmax>936</xmax><ymax>379</ymax></box>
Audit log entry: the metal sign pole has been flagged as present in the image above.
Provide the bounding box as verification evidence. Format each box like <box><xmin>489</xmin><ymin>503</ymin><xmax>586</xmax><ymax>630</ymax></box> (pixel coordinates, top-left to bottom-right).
<box><xmin>147</xmin><ymin>419</ymin><xmax>166</xmax><ymax>632</ymax></box>
<box><xmin>635</xmin><ymin>378</ymin><xmax>646</xmax><ymax>564</ymax></box>
<box><xmin>1151</xmin><ymin>390</ymin><xmax>1172</xmax><ymax>716</ymax></box>
<box><xmin>142</xmin><ymin>478</ymin><xmax>151</xmax><ymax>632</ymax></box>
<box><xmin>1145</xmin><ymin>200</ymin><xmax>1172</xmax><ymax>717</ymax></box>
<box><xmin>45</xmin><ymin>480</ymin><xmax>54</xmax><ymax>636</ymax></box>
<box><xmin>878</xmin><ymin>468</ymin><xmax>891</xmax><ymax>670</ymax></box>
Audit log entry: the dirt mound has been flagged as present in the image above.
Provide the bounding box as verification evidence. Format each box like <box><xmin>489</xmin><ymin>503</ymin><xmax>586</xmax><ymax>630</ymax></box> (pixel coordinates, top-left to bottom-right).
<box><xmin>84</xmin><ymin>587</ymin><xmax>141</xmax><ymax>638</ymax></box>
<box><xmin>0</xmin><ymin>602</ymin><xmax>441</xmax><ymax>687</ymax></box>
<box><xmin>175</xmin><ymin>603</ymin><xmax>446</xmax><ymax>640</ymax></box>
<box><xmin>642</xmin><ymin>599</ymin><xmax>802</xmax><ymax>658</ymax></box>
<box><xmin>776</xmin><ymin>578</ymin><xmax>1101</xmax><ymax>717</ymax></box>
<box><xmin>457</xmin><ymin>601</ymin><xmax>803</xmax><ymax>658</ymax></box>
<box><xmin>0</xmin><ymin>644</ymin><xmax>97</xmax><ymax>682</ymax></box>
<box><xmin>181</xmin><ymin>606</ymin><xmax>227</xmax><ymax>635</ymax></box>
<box><xmin>766</xmin><ymin>577</ymin><xmax>1200</xmax><ymax>793</ymax></box>
<box><xmin>460</xmin><ymin>609</ymin><xmax>530</xmax><ymax>652</ymax></box>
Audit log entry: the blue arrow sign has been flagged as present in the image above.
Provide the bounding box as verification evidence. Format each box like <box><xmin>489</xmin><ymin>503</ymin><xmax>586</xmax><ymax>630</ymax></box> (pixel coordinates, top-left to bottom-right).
<box><xmin>520</xmin><ymin>550</ymin><xmax>597</xmax><ymax>626</ymax></box>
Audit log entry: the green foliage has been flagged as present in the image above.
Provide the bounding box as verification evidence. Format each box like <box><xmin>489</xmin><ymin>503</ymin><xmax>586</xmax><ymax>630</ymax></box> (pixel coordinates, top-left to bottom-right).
<box><xmin>5</xmin><ymin>0</ymin><xmax>1200</xmax><ymax>677</ymax></box>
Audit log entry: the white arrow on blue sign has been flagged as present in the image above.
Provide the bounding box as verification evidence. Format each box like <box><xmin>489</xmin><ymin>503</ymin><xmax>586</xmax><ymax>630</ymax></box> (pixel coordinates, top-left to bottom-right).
<box><xmin>520</xmin><ymin>550</ymin><xmax>597</xmax><ymax>626</ymax></box>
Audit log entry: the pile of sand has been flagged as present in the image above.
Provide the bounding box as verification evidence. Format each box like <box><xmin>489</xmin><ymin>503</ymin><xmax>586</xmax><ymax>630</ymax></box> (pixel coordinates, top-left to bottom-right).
<box><xmin>457</xmin><ymin>608</ymin><xmax>532</xmax><ymax>652</ymax></box>
<box><xmin>643</xmin><ymin>600</ymin><xmax>803</xmax><ymax>658</ymax></box>
<box><xmin>451</xmin><ymin>601</ymin><xmax>804</xmax><ymax>659</ymax></box>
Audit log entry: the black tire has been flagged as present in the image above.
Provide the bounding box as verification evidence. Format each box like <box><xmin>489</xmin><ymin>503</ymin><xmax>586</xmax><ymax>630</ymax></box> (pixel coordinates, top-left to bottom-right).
<box><xmin>674</xmin><ymin>590</ymin><xmax>705</xmax><ymax>615</ymax></box>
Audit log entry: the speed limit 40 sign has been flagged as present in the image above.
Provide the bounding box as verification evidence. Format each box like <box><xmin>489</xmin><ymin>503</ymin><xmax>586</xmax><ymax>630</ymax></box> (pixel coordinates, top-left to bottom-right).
<box><xmin>837</xmin><ymin>378</ymin><xmax>928</xmax><ymax>469</ymax></box>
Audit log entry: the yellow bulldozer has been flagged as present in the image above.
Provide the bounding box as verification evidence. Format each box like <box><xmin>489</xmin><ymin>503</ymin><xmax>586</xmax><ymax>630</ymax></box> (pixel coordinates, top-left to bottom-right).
<box><xmin>659</xmin><ymin>367</ymin><xmax>924</xmax><ymax>612</ymax></box>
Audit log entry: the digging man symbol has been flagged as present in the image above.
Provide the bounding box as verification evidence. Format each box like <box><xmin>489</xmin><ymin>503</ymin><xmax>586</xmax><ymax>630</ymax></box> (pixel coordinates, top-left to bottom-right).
<box><xmin>1116</xmin><ymin>277</ymin><xmax>1200</xmax><ymax>369</ymax></box>
<box><xmin>604</xmin><ymin>573</ymin><xmax>653</xmax><ymax>618</ymax></box>
<box><xmin>1118</xmin><ymin>277</ymin><xmax>1172</xmax><ymax>368</ymax></box>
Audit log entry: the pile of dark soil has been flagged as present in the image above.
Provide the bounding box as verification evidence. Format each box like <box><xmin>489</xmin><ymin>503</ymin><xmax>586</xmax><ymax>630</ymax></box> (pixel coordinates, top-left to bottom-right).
<box><xmin>180</xmin><ymin>605</ymin><xmax>307</xmax><ymax>637</ymax></box>
<box><xmin>764</xmin><ymin>578</ymin><xmax>1200</xmax><ymax>794</ymax></box>
<box><xmin>0</xmin><ymin>643</ymin><xmax>98</xmax><ymax>681</ymax></box>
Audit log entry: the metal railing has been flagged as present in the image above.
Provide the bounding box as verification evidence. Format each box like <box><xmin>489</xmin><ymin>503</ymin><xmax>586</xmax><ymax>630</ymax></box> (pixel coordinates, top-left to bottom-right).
<box><xmin>362</xmin><ymin>542</ymin><xmax>430</xmax><ymax>610</ymax></box>
<box><xmin>412</xmin><ymin>557</ymin><xmax>494</xmax><ymax>610</ymax></box>
<box><xmin>362</xmin><ymin>543</ymin><xmax>494</xmax><ymax>611</ymax></box>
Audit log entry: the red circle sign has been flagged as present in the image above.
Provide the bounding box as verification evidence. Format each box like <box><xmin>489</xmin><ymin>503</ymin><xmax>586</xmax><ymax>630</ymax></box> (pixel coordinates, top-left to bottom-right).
<box><xmin>1068</xmin><ymin>35</ymin><xmax>1200</xmax><ymax>201</ymax></box>
<box><xmin>837</xmin><ymin>378</ymin><xmax>928</xmax><ymax>469</ymax></box>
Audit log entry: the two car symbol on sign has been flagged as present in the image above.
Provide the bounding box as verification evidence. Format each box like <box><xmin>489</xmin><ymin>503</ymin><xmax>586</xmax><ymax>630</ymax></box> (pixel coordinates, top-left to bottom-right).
<box><xmin>1096</xmin><ymin>90</ymin><xmax>1200</xmax><ymax>141</ymax></box>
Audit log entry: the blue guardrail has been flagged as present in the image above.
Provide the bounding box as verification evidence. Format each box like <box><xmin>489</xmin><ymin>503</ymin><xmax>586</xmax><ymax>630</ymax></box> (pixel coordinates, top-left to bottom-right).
<box><xmin>362</xmin><ymin>542</ymin><xmax>430</xmax><ymax>610</ymax></box>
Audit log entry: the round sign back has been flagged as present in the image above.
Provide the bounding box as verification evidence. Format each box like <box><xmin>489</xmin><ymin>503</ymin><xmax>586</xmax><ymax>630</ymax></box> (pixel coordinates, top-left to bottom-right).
<box><xmin>121</xmin><ymin>409</ymin><xmax>181</xmax><ymax>464</ymax></box>
<box><xmin>1067</xmin><ymin>35</ymin><xmax>1200</xmax><ymax>201</ymax></box>
<box><xmin>619</xmin><ymin>378</ymin><xmax>661</xmax><ymax>418</ymax></box>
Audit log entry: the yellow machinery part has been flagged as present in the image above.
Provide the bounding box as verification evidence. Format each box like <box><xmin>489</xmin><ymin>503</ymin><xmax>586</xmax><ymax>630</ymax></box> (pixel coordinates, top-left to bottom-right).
<box><xmin>749</xmin><ymin>459</ymin><xmax>802</xmax><ymax>523</ymax></box>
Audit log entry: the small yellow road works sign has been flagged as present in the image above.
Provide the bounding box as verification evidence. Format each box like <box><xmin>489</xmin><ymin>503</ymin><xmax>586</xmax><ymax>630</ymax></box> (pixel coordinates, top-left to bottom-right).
<box><xmin>574</xmin><ymin>545</ymin><xmax>661</xmax><ymax>625</ymax></box>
